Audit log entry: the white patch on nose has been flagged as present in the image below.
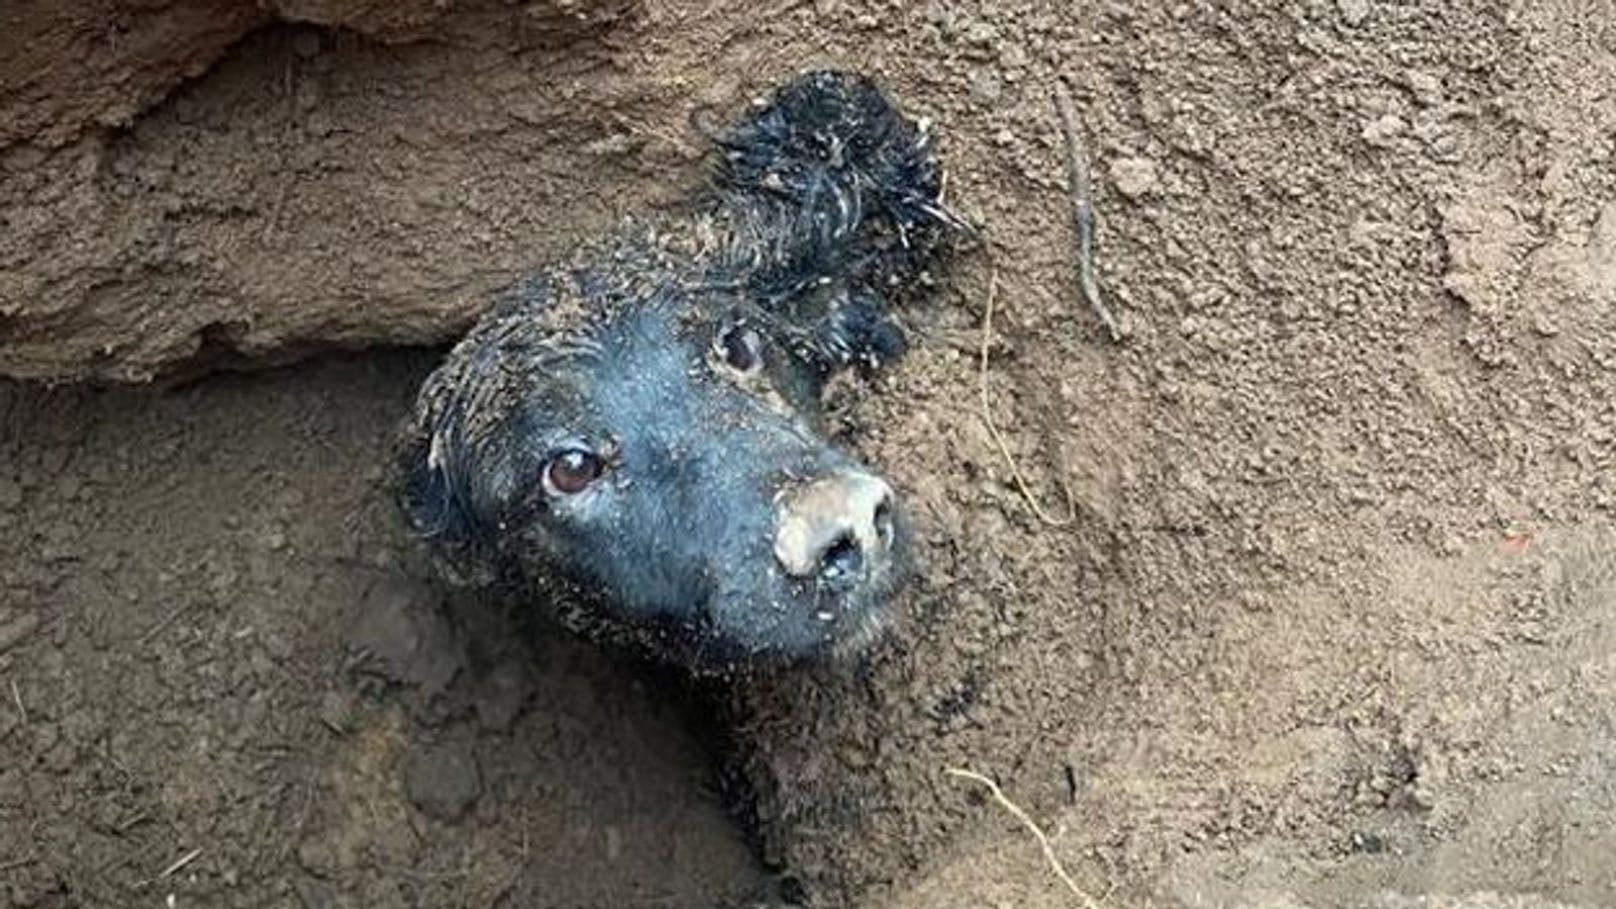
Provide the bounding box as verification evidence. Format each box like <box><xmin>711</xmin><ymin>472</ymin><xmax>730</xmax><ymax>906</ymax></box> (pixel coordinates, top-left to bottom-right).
<box><xmin>773</xmin><ymin>472</ymin><xmax>893</xmax><ymax>578</ymax></box>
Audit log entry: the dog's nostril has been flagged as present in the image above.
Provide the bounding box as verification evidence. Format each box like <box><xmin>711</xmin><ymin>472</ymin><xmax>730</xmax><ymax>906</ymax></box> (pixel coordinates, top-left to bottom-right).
<box><xmin>818</xmin><ymin>532</ymin><xmax>863</xmax><ymax>587</ymax></box>
<box><xmin>872</xmin><ymin>495</ymin><xmax>894</xmax><ymax>545</ymax></box>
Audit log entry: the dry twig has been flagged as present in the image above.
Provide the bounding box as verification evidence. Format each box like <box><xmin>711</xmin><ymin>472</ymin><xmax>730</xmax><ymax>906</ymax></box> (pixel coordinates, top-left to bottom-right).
<box><xmin>158</xmin><ymin>848</ymin><xmax>202</xmax><ymax>879</ymax></box>
<box><xmin>945</xmin><ymin>767</ymin><xmax>1102</xmax><ymax>909</ymax></box>
<box><xmin>8</xmin><ymin>679</ymin><xmax>24</xmax><ymax>726</ymax></box>
<box><xmin>1053</xmin><ymin>81</ymin><xmax>1122</xmax><ymax>342</ymax></box>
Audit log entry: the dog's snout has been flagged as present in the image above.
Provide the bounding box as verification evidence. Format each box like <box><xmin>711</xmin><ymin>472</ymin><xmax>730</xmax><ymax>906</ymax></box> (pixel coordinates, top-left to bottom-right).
<box><xmin>773</xmin><ymin>472</ymin><xmax>896</xmax><ymax>587</ymax></box>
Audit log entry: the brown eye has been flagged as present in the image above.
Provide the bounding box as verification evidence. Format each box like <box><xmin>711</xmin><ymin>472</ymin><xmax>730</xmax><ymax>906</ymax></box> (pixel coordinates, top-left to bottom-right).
<box><xmin>543</xmin><ymin>448</ymin><xmax>605</xmax><ymax>496</ymax></box>
<box><xmin>716</xmin><ymin>324</ymin><xmax>763</xmax><ymax>374</ymax></box>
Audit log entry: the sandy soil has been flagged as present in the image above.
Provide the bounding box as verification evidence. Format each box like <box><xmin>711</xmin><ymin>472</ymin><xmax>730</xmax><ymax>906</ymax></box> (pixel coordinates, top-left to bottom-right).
<box><xmin>3</xmin><ymin>0</ymin><xmax>1615</xmax><ymax>907</ymax></box>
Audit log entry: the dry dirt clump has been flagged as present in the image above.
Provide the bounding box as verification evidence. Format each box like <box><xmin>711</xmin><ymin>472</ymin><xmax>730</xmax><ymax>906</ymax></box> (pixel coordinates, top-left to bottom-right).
<box><xmin>3</xmin><ymin>1</ymin><xmax>1616</xmax><ymax>908</ymax></box>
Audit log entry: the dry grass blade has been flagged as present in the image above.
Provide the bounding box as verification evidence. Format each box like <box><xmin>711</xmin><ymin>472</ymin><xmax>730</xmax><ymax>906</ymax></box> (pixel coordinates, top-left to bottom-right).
<box><xmin>979</xmin><ymin>272</ymin><xmax>1077</xmax><ymax>527</ymax></box>
<box><xmin>1053</xmin><ymin>81</ymin><xmax>1122</xmax><ymax>342</ymax></box>
<box><xmin>9</xmin><ymin>679</ymin><xmax>25</xmax><ymax>726</ymax></box>
<box><xmin>159</xmin><ymin>847</ymin><xmax>202</xmax><ymax>879</ymax></box>
<box><xmin>944</xmin><ymin>767</ymin><xmax>1102</xmax><ymax>909</ymax></box>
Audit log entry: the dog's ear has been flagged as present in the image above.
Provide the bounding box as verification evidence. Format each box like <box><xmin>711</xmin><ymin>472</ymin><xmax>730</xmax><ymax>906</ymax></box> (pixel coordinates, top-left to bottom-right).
<box><xmin>395</xmin><ymin>279</ymin><xmax>577</xmax><ymax>586</ymax></box>
<box><xmin>397</xmin><ymin>419</ymin><xmax>465</xmax><ymax>543</ymax></box>
<box><xmin>394</xmin><ymin>353</ymin><xmax>508</xmax><ymax>587</ymax></box>
<box><xmin>395</xmin><ymin>412</ymin><xmax>484</xmax><ymax>586</ymax></box>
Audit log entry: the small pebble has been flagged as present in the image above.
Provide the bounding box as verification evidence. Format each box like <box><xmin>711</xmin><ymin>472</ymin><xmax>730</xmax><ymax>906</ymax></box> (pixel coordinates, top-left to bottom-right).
<box><xmin>1362</xmin><ymin>113</ymin><xmax>1407</xmax><ymax>146</ymax></box>
<box><xmin>968</xmin><ymin>68</ymin><xmax>1002</xmax><ymax>105</ymax></box>
<box><xmin>296</xmin><ymin>837</ymin><xmax>339</xmax><ymax>875</ymax></box>
<box><xmin>1110</xmin><ymin>156</ymin><xmax>1160</xmax><ymax>199</ymax></box>
<box><xmin>317</xmin><ymin>690</ymin><xmax>353</xmax><ymax>734</ymax></box>
<box><xmin>1404</xmin><ymin>69</ymin><xmax>1443</xmax><ymax>106</ymax></box>
<box><xmin>1337</xmin><ymin>0</ymin><xmax>1369</xmax><ymax>26</ymax></box>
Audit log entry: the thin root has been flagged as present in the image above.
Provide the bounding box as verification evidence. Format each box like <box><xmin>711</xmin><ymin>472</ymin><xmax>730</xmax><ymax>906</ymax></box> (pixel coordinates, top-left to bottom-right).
<box><xmin>159</xmin><ymin>848</ymin><xmax>202</xmax><ymax>879</ymax></box>
<box><xmin>979</xmin><ymin>272</ymin><xmax>1077</xmax><ymax>528</ymax></box>
<box><xmin>1053</xmin><ymin>81</ymin><xmax>1122</xmax><ymax>342</ymax></box>
<box><xmin>944</xmin><ymin>767</ymin><xmax>1102</xmax><ymax>909</ymax></box>
<box><xmin>9</xmin><ymin>679</ymin><xmax>24</xmax><ymax>726</ymax></box>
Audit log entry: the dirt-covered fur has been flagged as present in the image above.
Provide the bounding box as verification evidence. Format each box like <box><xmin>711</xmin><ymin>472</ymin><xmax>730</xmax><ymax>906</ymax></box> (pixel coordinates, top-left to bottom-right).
<box><xmin>396</xmin><ymin>71</ymin><xmax>962</xmax><ymax>672</ymax></box>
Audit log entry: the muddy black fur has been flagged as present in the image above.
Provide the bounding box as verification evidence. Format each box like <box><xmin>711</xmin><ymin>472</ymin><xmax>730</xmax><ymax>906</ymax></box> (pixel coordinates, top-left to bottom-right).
<box><xmin>396</xmin><ymin>70</ymin><xmax>963</xmax><ymax>674</ymax></box>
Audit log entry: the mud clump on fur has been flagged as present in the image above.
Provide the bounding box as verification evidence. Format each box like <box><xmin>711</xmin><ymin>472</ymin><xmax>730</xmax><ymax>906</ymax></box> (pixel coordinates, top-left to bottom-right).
<box><xmin>396</xmin><ymin>71</ymin><xmax>963</xmax><ymax>674</ymax></box>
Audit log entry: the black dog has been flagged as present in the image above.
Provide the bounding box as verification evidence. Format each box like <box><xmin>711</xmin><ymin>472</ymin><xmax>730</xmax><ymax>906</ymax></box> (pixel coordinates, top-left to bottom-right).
<box><xmin>397</xmin><ymin>71</ymin><xmax>961</xmax><ymax>672</ymax></box>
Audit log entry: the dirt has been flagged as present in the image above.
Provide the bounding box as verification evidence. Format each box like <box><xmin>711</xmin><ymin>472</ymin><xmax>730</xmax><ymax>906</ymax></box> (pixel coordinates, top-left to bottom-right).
<box><xmin>3</xmin><ymin>1</ymin><xmax>1615</xmax><ymax>908</ymax></box>
<box><xmin>0</xmin><ymin>0</ymin><xmax>638</xmax><ymax>382</ymax></box>
<box><xmin>0</xmin><ymin>0</ymin><xmax>634</xmax><ymax>149</ymax></box>
<box><xmin>0</xmin><ymin>353</ymin><xmax>766</xmax><ymax>908</ymax></box>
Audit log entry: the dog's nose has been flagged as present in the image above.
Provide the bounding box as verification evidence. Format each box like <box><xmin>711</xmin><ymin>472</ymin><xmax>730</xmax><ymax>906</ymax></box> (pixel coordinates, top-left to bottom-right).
<box><xmin>773</xmin><ymin>471</ymin><xmax>896</xmax><ymax>589</ymax></box>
